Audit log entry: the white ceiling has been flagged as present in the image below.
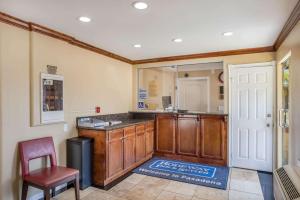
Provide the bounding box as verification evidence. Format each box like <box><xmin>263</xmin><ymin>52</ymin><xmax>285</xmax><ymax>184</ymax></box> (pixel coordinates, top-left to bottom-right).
<box><xmin>0</xmin><ymin>0</ymin><xmax>298</xmax><ymax>60</ymax></box>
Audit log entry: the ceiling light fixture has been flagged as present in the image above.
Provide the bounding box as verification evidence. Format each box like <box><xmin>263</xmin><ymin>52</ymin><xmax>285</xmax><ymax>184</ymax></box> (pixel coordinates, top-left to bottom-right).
<box><xmin>78</xmin><ymin>16</ymin><xmax>91</xmax><ymax>22</ymax></box>
<box><xmin>132</xmin><ymin>2</ymin><xmax>148</xmax><ymax>10</ymax></box>
<box><xmin>223</xmin><ymin>32</ymin><xmax>233</xmax><ymax>36</ymax></box>
<box><xmin>172</xmin><ymin>38</ymin><xmax>183</xmax><ymax>43</ymax></box>
<box><xmin>134</xmin><ymin>44</ymin><xmax>142</xmax><ymax>48</ymax></box>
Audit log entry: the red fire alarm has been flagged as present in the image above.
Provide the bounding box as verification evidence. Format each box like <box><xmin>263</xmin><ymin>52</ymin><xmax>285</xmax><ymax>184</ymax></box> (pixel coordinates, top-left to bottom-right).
<box><xmin>95</xmin><ymin>106</ymin><xmax>101</xmax><ymax>113</ymax></box>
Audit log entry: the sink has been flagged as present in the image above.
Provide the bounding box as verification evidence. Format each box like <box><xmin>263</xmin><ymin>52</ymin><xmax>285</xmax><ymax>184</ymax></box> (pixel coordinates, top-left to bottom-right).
<box><xmin>107</xmin><ymin>120</ymin><xmax>122</xmax><ymax>126</ymax></box>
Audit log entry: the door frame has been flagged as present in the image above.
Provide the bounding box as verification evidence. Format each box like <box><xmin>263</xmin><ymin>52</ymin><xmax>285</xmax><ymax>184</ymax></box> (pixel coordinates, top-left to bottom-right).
<box><xmin>228</xmin><ymin>61</ymin><xmax>276</xmax><ymax>170</ymax></box>
<box><xmin>277</xmin><ymin>51</ymin><xmax>291</xmax><ymax>168</ymax></box>
<box><xmin>177</xmin><ymin>77</ymin><xmax>210</xmax><ymax>112</ymax></box>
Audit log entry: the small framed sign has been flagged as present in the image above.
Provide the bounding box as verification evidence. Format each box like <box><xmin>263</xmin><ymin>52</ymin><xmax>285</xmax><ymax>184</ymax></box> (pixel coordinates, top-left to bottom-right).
<box><xmin>138</xmin><ymin>101</ymin><xmax>145</xmax><ymax>109</ymax></box>
<box><xmin>41</xmin><ymin>73</ymin><xmax>64</xmax><ymax>124</ymax></box>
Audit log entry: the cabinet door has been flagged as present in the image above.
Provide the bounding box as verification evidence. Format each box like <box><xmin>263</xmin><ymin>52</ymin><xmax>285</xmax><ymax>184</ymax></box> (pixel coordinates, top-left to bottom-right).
<box><xmin>177</xmin><ymin>115</ymin><xmax>199</xmax><ymax>156</ymax></box>
<box><xmin>145</xmin><ymin>130</ymin><xmax>154</xmax><ymax>155</ymax></box>
<box><xmin>200</xmin><ymin>116</ymin><xmax>226</xmax><ymax>160</ymax></box>
<box><xmin>156</xmin><ymin>114</ymin><xmax>176</xmax><ymax>153</ymax></box>
<box><xmin>108</xmin><ymin>129</ymin><xmax>124</xmax><ymax>177</ymax></box>
<box><xmin>123</xmin><ymin>126</ymin><xmax>136</xmax><ymax>170</ymax></box>
<box><xmin>145</xmin><ymin>121</ymin><xmax>154</xmax><ymax>156</ymax></box>
<box><xmin>136</xmin><ymin>125</ymin><xmax>146</xmax><ymax>162</ymax></box>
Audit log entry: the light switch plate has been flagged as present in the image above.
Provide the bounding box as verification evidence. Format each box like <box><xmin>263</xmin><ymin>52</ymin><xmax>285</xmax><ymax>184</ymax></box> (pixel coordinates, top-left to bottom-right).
<box><xmin>64</xmin><ymin>123</ymin><xmax>68</xmax><ymax>132</ymax></box>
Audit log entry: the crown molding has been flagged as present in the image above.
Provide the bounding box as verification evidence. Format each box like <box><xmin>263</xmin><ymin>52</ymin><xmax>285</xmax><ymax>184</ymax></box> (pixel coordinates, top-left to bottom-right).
<box><xmin>133</xmin><ymin>46</ymin><xmax>275</xmax><ymax>64</ymax></box>
<box><xmin>274</xmin><ymin>0</ymin><xmax>300</xmax><ymax>50</ymax></box>
<box><xmin>0</xmin><ymin>12</ymin><xmax>133</xmax><ymax>64</ymax></box>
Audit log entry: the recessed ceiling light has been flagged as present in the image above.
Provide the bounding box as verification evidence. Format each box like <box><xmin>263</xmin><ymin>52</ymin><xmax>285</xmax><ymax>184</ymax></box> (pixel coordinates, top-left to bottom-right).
<box><xmin>134</xmin><ymin>44</ymin><xmax>142</xmax><ymax>48</ymax></box>
<box><xmin>172</xmin><ymin>38</ymin><xmax>183</xmax><ymax>43</ymax></box>
<box><xmin>132</xmin><ymin>2</ymin><xmax>148</xmax><ymax>10</ymax></box>
<box><xmin>223</xmin><ymin>32</ymin><xmax>233</xmax><ymax>36</ymax></box>
<box><xmin>78</xmin><ymin>16</ymin><xmax>91</xmax><ymax>22</ymax></box>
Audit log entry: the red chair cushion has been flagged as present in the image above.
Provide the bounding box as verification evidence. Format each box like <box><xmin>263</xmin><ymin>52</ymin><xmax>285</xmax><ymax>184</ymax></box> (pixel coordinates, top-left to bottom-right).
<box><xmin>23</xmin><ymin>166</ymin><xmax>79</xmax><ymax>187</ymax></box>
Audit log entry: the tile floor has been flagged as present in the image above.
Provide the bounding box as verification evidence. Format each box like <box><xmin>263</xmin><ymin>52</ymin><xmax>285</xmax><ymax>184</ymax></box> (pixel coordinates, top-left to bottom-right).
<box><xmin>52</xmin><ymin>168</ymin><xmax>265</xmax><ymax>200</ymax></box>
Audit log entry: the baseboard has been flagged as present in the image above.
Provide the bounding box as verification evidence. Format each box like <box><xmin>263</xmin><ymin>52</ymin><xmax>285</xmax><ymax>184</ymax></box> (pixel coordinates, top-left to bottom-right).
<box><xmin>28</xmin><ymin>184</ymin><xmax>68</xmax><ymax>200</ymax></box>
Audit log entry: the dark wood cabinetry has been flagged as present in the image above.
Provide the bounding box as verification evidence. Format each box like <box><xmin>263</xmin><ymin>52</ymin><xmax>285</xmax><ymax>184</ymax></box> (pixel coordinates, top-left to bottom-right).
<box><xmin>135</xmin><ymin>124</ymin><xmax>146</xmax><ymax>162</ymax></box>
<box><xmin>200</xmin><ymin>115</ymin><xmax>227</xmax><ymax>164</ymax></box>
<box><xmin>145</xmin><ymin>121</ymin><xmax>154</xmax><ymax>156</ymax></box>
<box><xmin>155</xmin><ymin>113</ymin><xmax>228</xmax><ymax>166</ymax></box>
<box><xmin>177</xmin><ymin>115</ymin><xmax>199</xmax><ymax>156</ymax></box>
<box><xmin>155</xmin><ymin>114</ymin><xmax>176</xmax><ymax>154</ymax></box>
<box><xmin>78</xmin><ymin>121</ymin><xmax>154</xmax><ymax>187</ymax></box>
<box><xmin>108</xmin><ymin>129</ymin><xmax>124</xmax><ymax>178</ymax></box>
<box><xmin>123</xmin><ymin>126</ymin><xmax>136</xmax><ymax>170</ymax></box>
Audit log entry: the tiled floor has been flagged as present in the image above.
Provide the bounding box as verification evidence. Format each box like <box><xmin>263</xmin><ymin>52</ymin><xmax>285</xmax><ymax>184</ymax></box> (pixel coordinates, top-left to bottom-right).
<box><xmin>53</xmin><ymin>168</ymin><xmax>265</xmax><ymax>200</ymax></box>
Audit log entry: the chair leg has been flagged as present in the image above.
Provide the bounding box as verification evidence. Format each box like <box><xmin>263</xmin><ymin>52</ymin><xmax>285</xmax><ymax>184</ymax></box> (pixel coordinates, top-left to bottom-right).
<box><xmin>21</xmin><ymin>181</ymin><xmax>28</xmax><ymax>200</ymax></box>
<box><xmin>44</xmin><ymin>189</ymin><xmax>51</xmax><ymax>200</ymax></box>
<box><xmin>51</xmin><ymin>187</ymin><xmax>56</xmax><ymax>197</ymax></box>
<box><xmin>74</xmin><ymin>174</ymin><xmax>80</xmax><ymax>200</ymax></box>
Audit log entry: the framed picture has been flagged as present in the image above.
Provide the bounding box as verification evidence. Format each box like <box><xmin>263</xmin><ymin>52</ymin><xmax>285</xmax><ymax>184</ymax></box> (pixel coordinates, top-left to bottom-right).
<box><xmin>41</xmin><ymin>73</ymin><xmax>64</xmax><ymax>124</ymax></box>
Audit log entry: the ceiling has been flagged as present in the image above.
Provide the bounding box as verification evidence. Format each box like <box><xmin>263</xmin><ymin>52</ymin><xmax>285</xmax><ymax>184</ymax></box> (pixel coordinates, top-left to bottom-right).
<box><xmin>0</xmin><ymin>0</ymin><xmax>298</xmax><ymax>60</ymax></box>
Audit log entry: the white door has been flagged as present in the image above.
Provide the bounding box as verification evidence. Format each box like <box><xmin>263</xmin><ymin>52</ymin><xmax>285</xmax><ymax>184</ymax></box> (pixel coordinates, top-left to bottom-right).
<box><xmin>178</xmin><ymin>78</ymin><xmax>209</xmax><ymax>112</ymax></box>
<box><xmin>230</xmin><ymin>64</ymin><xmax>274</xmax><ymax>172</ymax></box>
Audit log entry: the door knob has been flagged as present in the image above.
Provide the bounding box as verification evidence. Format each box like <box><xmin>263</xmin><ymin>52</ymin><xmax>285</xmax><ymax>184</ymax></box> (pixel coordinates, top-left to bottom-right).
<box><xmin>266</xmin><ymin>123</ymin><xmax>270</xmax><ymax>127</ymax></box>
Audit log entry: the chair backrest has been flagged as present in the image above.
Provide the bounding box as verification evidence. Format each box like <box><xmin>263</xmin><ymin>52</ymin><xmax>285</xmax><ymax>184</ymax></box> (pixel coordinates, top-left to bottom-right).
<box><xmin>18</xmin><ymin>137</ymin><xmax>57</xmax><ymax>177</ymax></box>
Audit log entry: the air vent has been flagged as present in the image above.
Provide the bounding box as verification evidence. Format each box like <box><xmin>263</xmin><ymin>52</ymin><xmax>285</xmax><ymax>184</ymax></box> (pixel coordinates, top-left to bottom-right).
<box><xmin>275</xmin><ymin>167</ymin><xmax>300</xmax><ymax>200</ymax></box>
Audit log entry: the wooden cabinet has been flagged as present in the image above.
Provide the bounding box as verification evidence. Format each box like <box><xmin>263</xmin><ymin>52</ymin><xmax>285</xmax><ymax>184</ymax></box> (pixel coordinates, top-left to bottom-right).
<box><xmin>108</xmin><ymin>129</ymin><xmax>124</xmax><ymax>178</ymax></box>
<box><xmin>136</xmin><ymin>124</ymin><xmax>146</xmax><ymax>162</ymax></box>
<box><xmin>154</xmin><ymin>113</ymin><xmax>228</xmax><ymax>166</ymax></box>
<box><xmin>123</xmin><ymin>126</ymin><xmax>136</xmax><ymax>170</ymax></box>
<box><xmin>156</xmin><ymin>114</ymin><xmax>176</xmax><ymax>154</ymax></box>
<box><xmin>145</xmin><ymin>121</ymin><xmax>154</xmax><ymax>156</ymax></box>
<box><xmin>177</xmin><ymin>115</ymin><xmax>199</xmax><ymax>156</ymax></box>
<box><xmin>199</xmin><ymin>115</ymin><xmax>227</xmax><ymax>163</ymax></box>
<box><xmin>78</xmin><ymin>120</ymin><xmax>154</xmax><ymax>187</ymax></box>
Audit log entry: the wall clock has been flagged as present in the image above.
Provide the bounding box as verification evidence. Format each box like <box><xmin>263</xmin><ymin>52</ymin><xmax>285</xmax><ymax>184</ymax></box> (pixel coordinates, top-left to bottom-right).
<box><xmin>218</xmin><ymin>71</ymin><xmax>224</xmax><ymax>84</ymax></box>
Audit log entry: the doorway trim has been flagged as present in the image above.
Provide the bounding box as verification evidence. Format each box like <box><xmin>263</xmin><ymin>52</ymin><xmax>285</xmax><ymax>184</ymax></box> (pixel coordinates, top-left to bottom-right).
<box><xmin>228</xmin><ymin>61</ymin><xmax>276</xmax><ymax>169</ymax></box>
<box><xmin>177</xmin><ymin>77</ymin><xmax>210</xmax><ymax>112</ymax></box>
<box><xmin>277</xmin><ymin>51</ymin><xmax>291</xmax><ymax>168</ymax></box>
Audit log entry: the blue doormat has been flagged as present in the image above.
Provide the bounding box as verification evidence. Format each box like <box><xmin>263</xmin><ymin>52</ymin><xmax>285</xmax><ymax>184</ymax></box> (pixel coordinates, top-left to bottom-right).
<box><xmin>133</xmin><ymin>157</ymin><xmax>229</xmax><ymax>190</ymax></box>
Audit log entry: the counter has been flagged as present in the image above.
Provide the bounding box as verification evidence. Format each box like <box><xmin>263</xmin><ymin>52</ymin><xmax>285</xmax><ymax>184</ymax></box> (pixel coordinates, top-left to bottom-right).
<box><xmin>129</xmin><ymin>110</ymin><xmax>228</xmax><ymax>116</ymax></box>
<box><xmin>76</xmin><ymin>111</ymin><xmax>228</xmax><ymax>188</ymax></box>
<box><xmin>76</xmin><ymin>113</ymin><xmax>154</xmax><ymax>131</ymax></box>
<box><xmin>76</xmin><ymin>113</ymin><xmax>154</xmax><ymax>188</ymax></box>
<box><xmin>77</xmin><ymin>118</ymin><xmax>153</xmax><ymax>131</ymax></box>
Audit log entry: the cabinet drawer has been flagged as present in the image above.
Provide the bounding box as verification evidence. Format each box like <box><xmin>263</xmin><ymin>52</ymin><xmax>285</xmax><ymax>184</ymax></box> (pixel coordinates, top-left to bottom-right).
<box><xmin>136</xmin><ymin>124</ymin><xmax>145</xmax><ymax>133</ymax></box>
<box><xmin>108</xmin><ymin>129</ymin><xmax>124</xmax><ymax>141</ymax></box>
<box><xmin>124</xmin><ymin>126</ymin><xmax>135</xmax><ymax>137</ymax></box>
<box><xmin>146</xmin><ymin>121</ymin><xmax>154</xmax><ymax>131</ymax></box>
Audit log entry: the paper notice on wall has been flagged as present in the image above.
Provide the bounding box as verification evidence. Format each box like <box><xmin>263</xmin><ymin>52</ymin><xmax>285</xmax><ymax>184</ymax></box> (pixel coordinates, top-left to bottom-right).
<box><xmin>139</xmin><ymin>88</ymin><xmax>148</xmax><ymax>100</ymax></box>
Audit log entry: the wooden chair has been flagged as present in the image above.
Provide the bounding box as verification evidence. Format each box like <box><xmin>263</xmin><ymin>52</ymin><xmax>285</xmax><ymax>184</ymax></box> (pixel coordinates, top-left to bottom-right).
<box><xmin>18</xmin><ymin>137</ymin><xmax>80</xmax><ymax>200</ymax></box>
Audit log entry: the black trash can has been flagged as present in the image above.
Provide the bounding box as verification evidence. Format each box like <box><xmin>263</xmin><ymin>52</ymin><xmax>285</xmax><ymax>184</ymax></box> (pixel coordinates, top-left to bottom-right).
<box><xmin>67</xmin><ymin>137</ymin><xmax>93</xmax><ymax>190</ymax></box>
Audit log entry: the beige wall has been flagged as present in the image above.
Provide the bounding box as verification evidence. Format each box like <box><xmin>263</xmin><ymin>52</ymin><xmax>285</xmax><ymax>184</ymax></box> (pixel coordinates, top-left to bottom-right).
<box><xmin>138</xmin><ymin>68</ymin><xmax>176</xmax><ymax>109</ymax></box>
<box><xmin>133</xmin><ymin>52</ymin><xmax>275</xmax><ymax>112</ymax></box>
<box><xmin>0</xmin><ymin>23</ymin><xmax>133</xmax><ymax>200</ymax></box>
<box><xmin>276</xmin><ymin>21</ymin><xmax>300</xmax><ymax>167</ymax></box>
<box><xmin>178</xmin><ymin>69</ymin><xmax>224</xmax><ymax>112</ymax></box>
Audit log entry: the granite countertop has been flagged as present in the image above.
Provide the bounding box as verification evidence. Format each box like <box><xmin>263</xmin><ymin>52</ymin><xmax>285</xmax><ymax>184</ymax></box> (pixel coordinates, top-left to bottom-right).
<box><xmin>130</xmin><ymin>110</ymin><xmax>228</xmax><ymax>116</ymax></box>
<box><xmin>77</xmin><ymin>118</ymin><xmax>154</xmax><ymax>131</ymax></box>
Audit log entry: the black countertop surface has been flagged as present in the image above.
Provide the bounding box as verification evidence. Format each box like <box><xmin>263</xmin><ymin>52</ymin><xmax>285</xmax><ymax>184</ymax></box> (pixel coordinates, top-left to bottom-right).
<box><xmin>77</xmin><ymin>118</ymin><xmax>154</xmax><ymax>131</ymax></box>
<box><xmin>129</xmin><ymin>110</ymin><xmax>228</xmax><ymax>116</ymax></box>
